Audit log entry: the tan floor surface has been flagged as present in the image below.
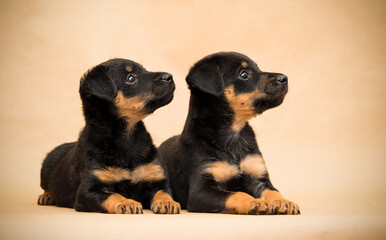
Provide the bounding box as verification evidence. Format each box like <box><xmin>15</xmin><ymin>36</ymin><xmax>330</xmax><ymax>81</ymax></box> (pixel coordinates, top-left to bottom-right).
<box><xmin>1</xmin><ymin>198</ymin><xmax>385</xmax><ymax>240</ymax></box>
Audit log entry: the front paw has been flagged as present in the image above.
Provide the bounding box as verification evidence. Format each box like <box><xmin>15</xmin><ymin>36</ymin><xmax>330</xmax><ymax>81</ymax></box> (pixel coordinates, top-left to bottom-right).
<box><xmin>103</xmin><ymin>193</ymin><xmax>143</xmax><ymax>214</ymax></box>
<box><xmin>268</xmin><ymin>199</ymin><xmax>300</xmax><ymax>215</ymax></box>
<box><xmin>151</xmin><ymin>200</ymin><xmax>181</xmax><ymax>214</ymax></box>
<box><xmin>225</xmin><ymin>192</ymin><xmax>269</xmax><ymax>215</ymax></box>
<box><xmin>117</xmin><ymin>199</ymin><xmax>143</xmax><ymax>214</ymax></box>
<box><xmin>247</xmin><ymin>199</ymin><xmax>270</xmax><ymax>215</ymax></box>
<box><xmin>151</xmin><ymin>190</ymin><xmax>181</xmax><ymax>214</ymax></box>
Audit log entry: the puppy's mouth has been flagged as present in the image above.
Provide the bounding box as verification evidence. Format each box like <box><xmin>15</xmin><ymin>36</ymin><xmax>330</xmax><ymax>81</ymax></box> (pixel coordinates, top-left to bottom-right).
<box><xmin>145</xmin><ymin>84</ymin><xmax>175</xmax><ymax>112</ymax></box>
<box><xmin>253</xmin><ymin>89</ymin><xmax>287</xmax><ymax>114</ymax></box>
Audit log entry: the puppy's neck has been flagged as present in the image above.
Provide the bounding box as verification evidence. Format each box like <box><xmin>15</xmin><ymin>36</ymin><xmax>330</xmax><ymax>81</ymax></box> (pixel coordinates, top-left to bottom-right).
<box><xmin>183</xmin><ymin>93</ymin><xmax>249</xmax><ymax>149</ymax></box>
<box><xmin>82</xmin><ymin>96</ymin><xmax>146</xmax><ymax>138</ymax></box>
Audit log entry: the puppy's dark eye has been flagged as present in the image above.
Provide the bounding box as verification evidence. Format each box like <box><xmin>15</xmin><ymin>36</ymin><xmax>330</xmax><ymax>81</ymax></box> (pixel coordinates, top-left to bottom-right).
<box><xmin>239</xmin><ymin>70</ymin><xmax>249</xmax><ymax>80</ymax></box>
<box><xmin>125</xmin><ymin>74</ymin><xmax>137</xmax><ymax>85</ymax></box>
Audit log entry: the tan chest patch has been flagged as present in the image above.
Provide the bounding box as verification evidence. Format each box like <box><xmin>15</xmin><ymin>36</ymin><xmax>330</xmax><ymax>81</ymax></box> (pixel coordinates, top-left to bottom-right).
<box><xmin>113</xmin><ymin>91</ymin><xmax>150</xmax><ymax>129</ymax></box>
<box><xmin>224</xmin><ymin>86</ymin><xmax>265</xmax><ymax>132</ymax></box>
<box><xmin>130</xmin><ymin>162</ymin><xmax>165</xmax><ymax>184</ymax></box>
<box><xmin>204</xmin><ymin>161</ymin><xmax>239</xmax><ymax>182</ymax></box>
<box><xmin>93</xmin><ymin>167</ymin><xmax>131</xmax><ymax>183</ymax></box>
<box><xmin>93</xmin><ymin>161</ymin><xmax>165</xmax><ymax>184</ymax></box>
<box><xmin>239</xmin><ymin>154</ymin><xmax>267</xmax><ymax>178</ymax></box>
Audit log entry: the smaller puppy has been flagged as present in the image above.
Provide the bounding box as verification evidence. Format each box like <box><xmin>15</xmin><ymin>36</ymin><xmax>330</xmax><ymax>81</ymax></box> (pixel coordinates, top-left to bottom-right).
<box><xmin>159</xmin><ymin>52</ymin><xmax>300</xmax><ymax>215</ymax></box>
<box><xmin>38</xmin><ymin>58</ymin><xmax>180</xmax><ymax>214</ymax></box>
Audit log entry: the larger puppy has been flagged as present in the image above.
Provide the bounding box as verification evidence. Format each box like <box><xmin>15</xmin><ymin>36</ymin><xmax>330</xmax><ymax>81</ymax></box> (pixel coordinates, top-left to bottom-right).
<box><xmin>38</xmin><ymin>59</ymin><xmax>180</xmax><ymax>214</ymax></box>
<box><xmin>159</xmin><ymin>52</ymin><xmax>300</xmax><ymax>215</ymax></box>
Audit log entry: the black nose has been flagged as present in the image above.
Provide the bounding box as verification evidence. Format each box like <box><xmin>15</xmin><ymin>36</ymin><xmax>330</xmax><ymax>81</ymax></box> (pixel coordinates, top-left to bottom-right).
<box><xmin>161</xmin><ymin>73</ymin><xmax>173</xmax><ymax>82</ymax></box>
<box><xmin>276</xmin><ymin>74</ymin><xmax>288</xmax><ymax>84</ymax></box>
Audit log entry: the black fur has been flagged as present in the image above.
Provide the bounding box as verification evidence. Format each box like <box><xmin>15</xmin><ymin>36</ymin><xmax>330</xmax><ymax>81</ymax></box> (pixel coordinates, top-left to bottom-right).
<box><xmin>39</xmin><ymin>58</ymin><xmax>180</xmax><ymax>214</ymax></box>
<box><xmin>159</xmin><ymin>52</ymin><xmax>300</xmax><ymax>215</ymax></box>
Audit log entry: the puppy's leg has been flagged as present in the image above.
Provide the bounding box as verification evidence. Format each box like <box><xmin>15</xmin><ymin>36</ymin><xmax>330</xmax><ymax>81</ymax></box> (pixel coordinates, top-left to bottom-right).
<box><xmin>74</xmin><ymin>178</ymin><xmax>143</xmax><ymax>214</ymax></box>
<box><xmin>151</xmin><ymin>190</ymin><xmax>181</xmax><ymax>214</ymax></box>
<box><xmin>239</xmin><ymin>154</ymin><xmax>300</xmax><ymax>215</ymax></box>
<box><xmin>187</xmin><ymin>175</ymin><xmax>269</xmax><ymax>215</ymax></box>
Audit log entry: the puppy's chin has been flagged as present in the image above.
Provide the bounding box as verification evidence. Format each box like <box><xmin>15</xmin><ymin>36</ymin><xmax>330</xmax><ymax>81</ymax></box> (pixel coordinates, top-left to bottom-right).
<box><xmin>253</xmin><ymin>92</ymin><xmax>286</xmax><ymax>114</ymax></box>
<box><xmin>146</xmin><ymin>91</ymin><xmax>174</xmax><ymax>113</ymax></box>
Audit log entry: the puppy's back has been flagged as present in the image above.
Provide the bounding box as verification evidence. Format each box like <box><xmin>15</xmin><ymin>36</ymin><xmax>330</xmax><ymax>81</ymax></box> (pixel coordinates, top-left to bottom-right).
<box><xmin>159</xmin><ymin>135</ymin><xmax>180</xmax><ymax>166</ymax></box>
<box><xmin>40</xmin><ymin>142</ymin><xmax>76</xmax><ymax>190</ymax></box>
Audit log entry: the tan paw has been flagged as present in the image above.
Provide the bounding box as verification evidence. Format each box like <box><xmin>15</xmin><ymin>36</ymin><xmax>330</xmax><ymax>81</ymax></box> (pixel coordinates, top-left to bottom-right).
<box><xmin>268</xmin><ymin>199</ymin><xmax>300</xmax><ymax>215</ymax></box>
<box><xmin>247</xmin><ymin>198</ymin><xmax>270</xmax><ymax>215</ymax></box>
<box><xmin>151</xmin><ymin>190</ymin><xmax>181</xmax><ymax>214</ymax></box>
<box><xmin>103</xmin><ymin>193</ymin><xmax>143</xmax><ymax>214</ymax></box>
<box><xmin>261</xmin><ymin>190</ymin><xmax>300</xmax><ymax>215</ymax></box>
<box><xmin>37</xmin><ymin>191</ymin><xmax>54</xmax><ymax>205</ymax></box>
<box><xmin>225</xmin><ymin>192</ymin><xmax>269</xmax><ymax>215</ymax></box>
<box><xmin>151</xmin><ymin>200</ymin><xmax>181</xmax><ymax>214</ymax></box>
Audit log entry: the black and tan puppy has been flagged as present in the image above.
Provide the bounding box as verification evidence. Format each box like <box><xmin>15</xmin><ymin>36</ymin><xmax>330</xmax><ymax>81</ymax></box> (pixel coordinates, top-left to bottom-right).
<box><xmin>159</xmin><ymin>52</ymin><xmax>300</xmax><ymax>215</ymax></box>
<box><xmin>38</xmin><ymin>58</ymin><xmax>180</xmax><ymax>214</ymax></box>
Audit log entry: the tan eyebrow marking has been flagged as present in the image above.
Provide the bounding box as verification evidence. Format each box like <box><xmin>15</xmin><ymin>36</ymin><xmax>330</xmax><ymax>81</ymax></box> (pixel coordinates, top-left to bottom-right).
<box><xmin>241</xmin><ymin>61</ymin><xmax>248</xmax><ymax>68</ymax></box>
<box><xmin>125</xmin><ymin>65</ymin><xmax>133</xmax><ymax>72</ymax></box>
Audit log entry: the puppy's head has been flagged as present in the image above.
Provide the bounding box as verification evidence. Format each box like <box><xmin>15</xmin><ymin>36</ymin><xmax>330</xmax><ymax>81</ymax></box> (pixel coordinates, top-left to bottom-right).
<box><xmin>79</xmin><ymin>58</ymin><xmax>175</xmax><ymax>126</ymax></box>
<box><xmin>186</xmin><ymin>52</ymin><xmax>288</xmax><ymax>130</ymax></box>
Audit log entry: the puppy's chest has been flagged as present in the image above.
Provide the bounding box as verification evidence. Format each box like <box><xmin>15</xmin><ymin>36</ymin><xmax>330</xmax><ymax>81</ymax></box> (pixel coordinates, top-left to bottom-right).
<box><xmin>92</xmin><ymin>160</ymin><xmax>165</xmax><ymax>186</ymax></box>
<box><xmin>203</xmin><ymin>154</ymin><xmax>267</xmax><ymax>186</ymax></box>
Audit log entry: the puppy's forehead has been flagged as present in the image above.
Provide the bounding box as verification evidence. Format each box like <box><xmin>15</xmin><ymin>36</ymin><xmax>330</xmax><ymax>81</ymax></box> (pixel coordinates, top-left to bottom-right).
<box><xmin>214</xmin><ymin>52</ymin><xmax>259</xmax><ymax>70</ymax></box>
<box><xmin>102</xmin><ymin>58</ymin><xmax>146</xmax><ymax>72</ymax></box>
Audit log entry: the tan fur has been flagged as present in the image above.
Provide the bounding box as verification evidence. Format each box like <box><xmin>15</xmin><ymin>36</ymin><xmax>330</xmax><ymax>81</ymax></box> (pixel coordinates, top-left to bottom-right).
<box><xmin>151</xmin><ymin>190</ymin><xmax>181</xmax><ymax>214</ymax></box>
<box><xmin>113</xmin><ymin>91</ymin><xmax>149</xmax><ymax>129</ymax></box>
<box><xmin>224</xmin><ymin>86</ymin><xmax>265</xmax><ymax>131</ymax></box>
<box><xmin>241</xmin><ymin>61</ymin><xmax>248</xmax><ymax>68</ymax></box>
<box><xmin>261</xmin><ymin>189</ymin><xmax>300</xmax><ymax>215</ymax></box>
<box><xmin>102</xmin><ymin>193</ymin><xmax>142</xmax><ymax>214</ymax></box>
<box><xmin>125</xmin><ymin>65</ymin><xmax>133</xmax><ymax>72</ymax></box>
<box><xmin>130</xmin><ymin>161</ymin><xmax>165</xmax><ymax>184</ymax></box>
<box><xmin>240</xmin><ymin>154</ymin><xmax>267</xmax><ymax>178</ymax></box>
<box><xmin>225</xmin><ymin>192</ymin><xmax>268</xmax><ymax>214</ymax></box>
<box><xmin>93</xmin><ymin>161</ymin><xmax>165</xmax><ymax>184</ymax></box>
<box><xmin>261</xmin><ymin>189</ymin><xmax>284</xmax><ymax>201</ymax></box>
<box><xmin>93</xmin><ymin>167</ymin><xmax>131</xmax><ymax>183</ymax></box>
<box><xmin>204</xmin><ymin>161</ymin><xmax>239</xmax><ymax>182</ymax></box>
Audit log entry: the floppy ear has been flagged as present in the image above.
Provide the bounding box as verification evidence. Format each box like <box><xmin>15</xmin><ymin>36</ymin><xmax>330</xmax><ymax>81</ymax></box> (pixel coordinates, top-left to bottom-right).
<box><xmin>186</xmin><ymin>59</ymin><xmax>224</xmax><ymax>96</ymax></box>
<box><xmin>79</xmin><ymin>65</ymin><xmax>117</xmax><ymax>101</ymax></box>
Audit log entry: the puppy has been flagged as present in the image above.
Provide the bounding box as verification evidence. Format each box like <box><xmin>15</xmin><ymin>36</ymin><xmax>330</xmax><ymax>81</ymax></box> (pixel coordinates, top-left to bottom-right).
<box><xmin>159</xmin><ymin>52</ymin><xmax>300</xmax><ymax>215</ymax></box>
<box><xmin>38</xmin><ymin>58</ymin><xmax>180</xmax><ymax>214</ymax></box>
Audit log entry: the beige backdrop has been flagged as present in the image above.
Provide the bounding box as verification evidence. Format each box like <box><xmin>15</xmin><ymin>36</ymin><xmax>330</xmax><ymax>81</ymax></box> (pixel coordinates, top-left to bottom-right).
<box><xmin>0</xmin><ymin>0</ymin><xmax>385</xmax><ymax>239</ymax></box>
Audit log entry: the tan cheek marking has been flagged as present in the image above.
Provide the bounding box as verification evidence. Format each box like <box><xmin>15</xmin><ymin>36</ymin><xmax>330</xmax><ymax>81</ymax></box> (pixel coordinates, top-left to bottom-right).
<box><xmin>93</xmin><ymin>167</ymin><xmax>131</xmax><ymax>183</ymax></box>
<box><xmin>224</xmin><ymin>85</ymin><xmax>266</xmax><ymax>132</ymax></box>
<box><xmin>204</xmin><ymin>161</ymin><xmax>239</xmax><ymax>182</ymax></box>
<box><xmin>240</xmin><ymin>154</ymin><xmax>267</xmax><ymax>178</ymax></box>
<box><xmin>131</xmin><ymin>161</ymin><xmax>165</xmax><ymax>184</ymax></box>
<box><xmin>125</xmin><ymin>65</ymin><xmax>133</xmax><ymax>72</ymax></box>
<box><xmin>113</xmin><ymin>91</ymin><xmax>150</xmax><ymax>128</ymax></box>
<box><xmin>241</xmin><ymin>61</ymin><xmax>248</xmax><ymax>68</ymax></box>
